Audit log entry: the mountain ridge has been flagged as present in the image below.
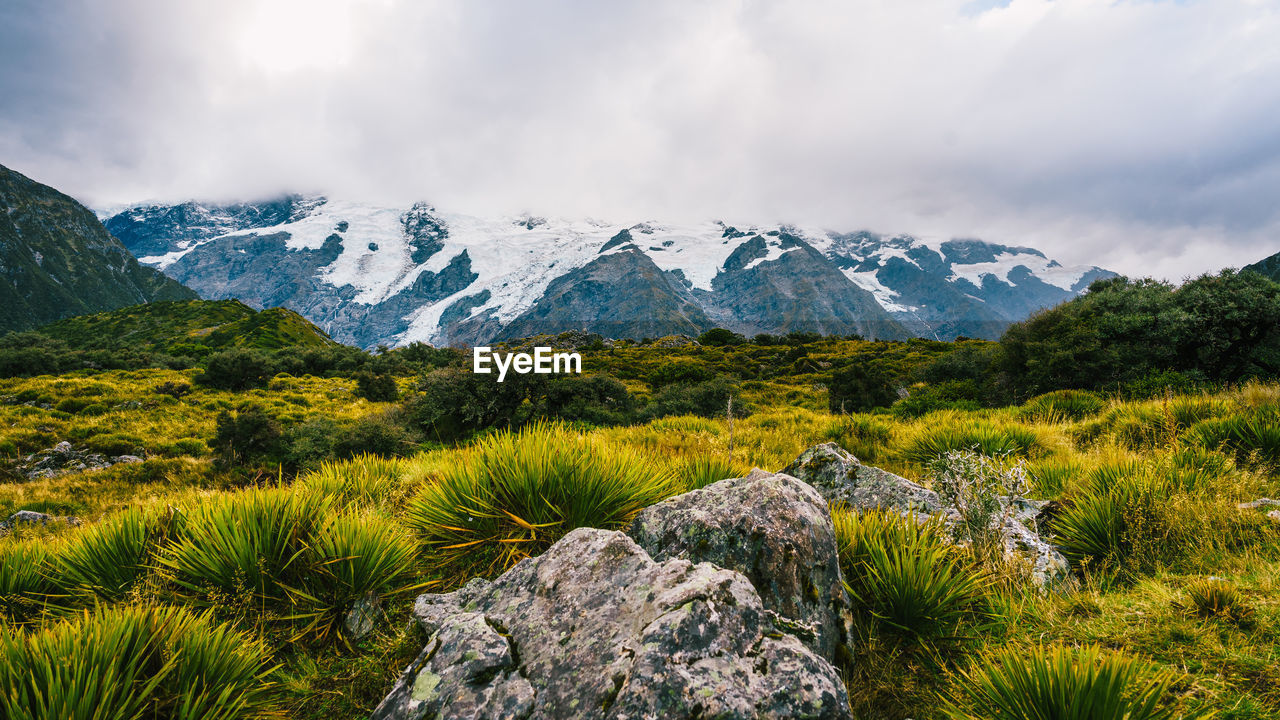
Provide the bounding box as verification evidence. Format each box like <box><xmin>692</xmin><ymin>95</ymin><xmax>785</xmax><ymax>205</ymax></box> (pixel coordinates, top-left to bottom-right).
<box><xmin>103</xmin><ymin>196</ymin><xmax>1115</xmax><ymax>348</ymax></box>
<box><xmin>0</xmin><ymin>164</ymin><xmax>197</xmax><ymax>333</ymax></box>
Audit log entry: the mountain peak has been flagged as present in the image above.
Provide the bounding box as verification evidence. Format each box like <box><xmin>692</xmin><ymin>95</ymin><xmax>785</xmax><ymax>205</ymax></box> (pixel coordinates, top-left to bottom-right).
<box><xmin>100</xmin><ymin>196</ymin><xmax>1113</xmax><ymax>348</ymax></box>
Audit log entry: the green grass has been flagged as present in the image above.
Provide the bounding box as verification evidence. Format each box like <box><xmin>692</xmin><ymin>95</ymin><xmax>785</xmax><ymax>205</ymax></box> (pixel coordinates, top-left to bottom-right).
<box><xmin>32</xmin><ymin>299</ymin><xmax>336</xmax><ymax>354</ymax></box>
<box><xmin>4</xmin><ymin>359</ymin><xmax>1280</xmax><ymax>718</ymax></box>
<box><xmin>404</xmin><ymin>422</ymin><xmax>679</xmax><ymax>583</ymax></box>
<box><xmin>944</xmin><ymin>644</ymin><xmax>1200</xmax><ymax>720</ymax></box>
<box><xmin>832</xmin><ymin>508</ymin><xmax>990</xmax><ymax>644</ymax></box>
<box><xmin>0</xmin><ymin>604</ymin><xmax>279</xmax><ymax>720</ymax></box>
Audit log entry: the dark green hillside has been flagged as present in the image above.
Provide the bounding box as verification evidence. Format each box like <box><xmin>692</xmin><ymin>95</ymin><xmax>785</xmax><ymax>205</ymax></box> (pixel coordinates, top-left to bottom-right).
<box><xmin>0</xmin><ymin>163</ymin><xmax>196</xmax><ymax>333</ymax></box>
<box><xmin>34</xmin><ymin>299</ymin><xmax>338</xmax><ymax>353</ymax></box>
<box><xmin>1244</xmin><ymin>250</ymin><xmax>1280</xmax><ymax>283</ymax></box>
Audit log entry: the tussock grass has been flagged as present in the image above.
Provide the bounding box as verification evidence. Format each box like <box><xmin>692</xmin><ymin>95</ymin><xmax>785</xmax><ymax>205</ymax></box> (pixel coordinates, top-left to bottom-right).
<box><xmin>405</xmin><ymin>422</ymin><xmax>679</xmax><ymax>583</ymax></box>
<box><xmin>55</xmin><ymin>506</ymin><xmax>163</xmax><ymax>604</ymax></box>
<box><xmin>158</xmin><ymin>488</ymin><xmax>416</xmax><ymax>643</ymax></box>
<box><xmin>945</xmin><ymin>644</ymin><xmax>1199</xmax><ymax>720</ymax></box>
<box><xmin>1179</xmin><ymin>578</ymin><xmax>1255</xmax><ymax>625</ymax></box>
<box><xmin>832</xmin><ymin>508</ymin><xmax>989</xmax><ymax>644</ymax></box>
<box><xmin>0</xmin><ymin>541</ymin><xmax>58</xmax><ymax>624</ymax></box>
<box><xmin>671</xmin><ymin>454</ymin><xmax>752</xmax><ymax>491</ymax></box>
<box><xmin>898</xmin><ymin>416</ymin><xmax>1040</xmax><ymax>466</ymax></box>
<box><xmin>1019</xmin><ymin>389</ymin><xmax>1106</xmax><ymax>423</ymax></box>
<box><xmin>300</xmin><ymin>454</ymin><xmax>406</xmax><ymax>508</ymax></box>
<box><xmin>0</xmin><ymin>604</ymin><xmax>279</xmax><ymax>720</ymax></box>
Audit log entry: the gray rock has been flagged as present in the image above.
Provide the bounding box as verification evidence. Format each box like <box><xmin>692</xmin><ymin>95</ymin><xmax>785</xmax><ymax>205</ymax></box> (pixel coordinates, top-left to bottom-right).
<box><xmin>373</xmin><ymin>528</ymin><xmax>851</xmax><ymax>720</ymax></box>
<box><xmin>1238</xmin><ymin>498</ymin><xmax>1280</xmax><ymax>510</ymax></box>
<box><xmin>10</xmin><ymin>442</ymin><xmax>137</xmax><ymax>480</ymax></box>
<box><xmin>0</xmin><ymin>510</ymin><xmax>81</xmax><ymax>537</ymax></box>
<box><xmin>344</xmin><ymin>592</ymin><xmax>383</xmax><ymax>643</ymax></box>
<box><xmin>782</xmin><ymin>442</ymin><xmax>944</xmax><ymax>513</ymax></box>
<box><xmin>372</xmin><ymin>612</ymin><xmax>534</xmax><ymax>720</ymax></box>
<box><xmin>628</xmin><ymin>468</ymin><xmax>848</xmax><ymax>662</ymax></box>
<box><xmin>784</xmin><ymin>443</ymin><xmax>1072</xmax><ymax>590</ymax></box>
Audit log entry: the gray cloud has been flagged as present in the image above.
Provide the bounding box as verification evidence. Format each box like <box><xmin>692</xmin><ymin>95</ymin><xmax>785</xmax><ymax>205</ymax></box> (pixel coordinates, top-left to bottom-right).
<box><xmin>3</xmin><ymin>0</ymin><xmax>1280</xmax><ymax>280</ymax></box>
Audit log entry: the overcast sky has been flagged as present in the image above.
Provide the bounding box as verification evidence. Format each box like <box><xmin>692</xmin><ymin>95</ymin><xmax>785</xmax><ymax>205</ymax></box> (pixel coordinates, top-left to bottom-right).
<box><xmin>2</xmin><ymin>0</ymin><xmax>1279</xmax><ymax>280</ymax></box>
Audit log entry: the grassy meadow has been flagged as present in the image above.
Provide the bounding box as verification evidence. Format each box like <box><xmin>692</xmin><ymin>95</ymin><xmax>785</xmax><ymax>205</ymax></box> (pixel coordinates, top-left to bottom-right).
<box><xmin>6</xmin><ymin>277</ymin><xmax>1280</xmax><ymax>719</ymax></box>
<box><xmin>3</xmin><ymin>358</ymin><xmax>1280</xmax><ymax>718</ymax></box>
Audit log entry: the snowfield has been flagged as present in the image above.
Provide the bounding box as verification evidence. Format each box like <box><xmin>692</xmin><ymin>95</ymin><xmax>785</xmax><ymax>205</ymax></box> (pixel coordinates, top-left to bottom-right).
<box><xmin>125</xmin><ymin>196</ymin><xmax>1105</xmax><ymax>346</ymax></box>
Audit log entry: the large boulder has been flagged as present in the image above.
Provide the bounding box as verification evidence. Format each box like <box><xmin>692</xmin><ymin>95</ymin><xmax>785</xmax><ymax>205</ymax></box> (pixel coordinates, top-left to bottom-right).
<box><xmin>784</xmin><ymin>443</ymin><xmax>1072</xmax><ymax>590</ymax></box>
<box><xmin>627</xmin><ymin>468</ymin><xmax>848</xmax><ymax>662</ymax></box>
<box><xmin>783</xmin><ymin>443</ymin><xmax>944</xmax><ymax>513</ymax></box>
<box><xmin>372</xmin><ymin>528</ymin><xmax>851</xmax><ymax>720</ymax></box>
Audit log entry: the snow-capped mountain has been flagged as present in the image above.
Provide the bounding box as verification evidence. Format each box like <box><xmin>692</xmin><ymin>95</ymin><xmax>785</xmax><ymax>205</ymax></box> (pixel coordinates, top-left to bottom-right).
<box><xmin>102</xmin><ymin>196</ymin><xmax>1113</xmax><ymax>348</ymax></box>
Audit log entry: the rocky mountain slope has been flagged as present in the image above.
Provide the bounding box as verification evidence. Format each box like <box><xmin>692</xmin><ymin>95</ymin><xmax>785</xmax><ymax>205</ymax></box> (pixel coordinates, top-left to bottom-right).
<box><xmin>103</xmin><ymin>196</ymin><xmax>1113</xmax><ymax>348</ymax></box>
<box><xmin>1244</xmin><ymin>250</ymin><xmax>1280</xmax><ymax>284</ymax></box>
<box><xmin>0</xmin><ymin>164</ymin><xmax>196</xmax><ymax>333</ymax></box>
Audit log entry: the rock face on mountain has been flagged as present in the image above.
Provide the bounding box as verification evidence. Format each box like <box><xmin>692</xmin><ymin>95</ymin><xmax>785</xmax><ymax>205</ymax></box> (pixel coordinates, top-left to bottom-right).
<box><xmin>373</xmin><ymin>527</ymin><xmax>852</xmax><ymax>720</ymax></box>
<box><xmin>1244</xmin><ymin>250</ymin><xmax>1280</xmax><ymax>284</ymax></box>
<box><xmin>784</xmin><ymin>443</ymin><xmax>1072</xmax><ymax>589</ymax></box>
<box><xmin>0</xmin><ymin>164</ymin><xmax>196</xmax><ymax>333</ymax></box>
<box><xmin>103</xmin><ymin>196</ymin><xmax>1112</xmax><ymax>348</ymax></box>
<box><xmin>628</xmin><ymin>468</ymin><xmax>849</xmax><ymax>663</ymax></box>
<box><xmin>818</xmin><ymin>233</ymin><xmax>1114</xmax><ymax>340</ymax></box>
<box><xmin>497</xmin><ymin>236</ymin><xmax>713</xmax><ymax>341</ymax></box>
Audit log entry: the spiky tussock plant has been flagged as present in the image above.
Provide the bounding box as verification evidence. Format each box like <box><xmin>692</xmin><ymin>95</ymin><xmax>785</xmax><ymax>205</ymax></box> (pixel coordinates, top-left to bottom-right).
<box><xmin>1052</xmin><ymin>471</ymin><xmax>1180</xmax><ymax>579</ymax></box>
<box><xmin>944</xmin><ymin>644</ymin><xmax>1202</xmax><ymax>720</ymax></box>
<box><xmin>900</xmin><ymin>420</ymin><xmax>1039</xmax><ymax>466</ymax></box>
<box><xmin>157</xmin><ymin>488</ymin><xmax>416</xmax><ymax>643</ymax></box>
<box><xmin>299</xmin><ymin>453</ymin><xmax>406</xmax><ymax>507</ymax></box>
<box><xmin>1020</xmin><ymin>389</ymin><xmax>1106</xmax><ymax>423</ymax></box>
<box><xmin>404</xmin><ymin>422</ymin><xmax>679</xmax><ymax>584</ymax></box>
<box><xmin>832</xmin><ymin>508</ymin><xmax>989</xmax><ymax>645</ymax></box>
<box><xmin>0</xmin><ymin>541</ymin><xmax>58</xmax><ymax>625</ymax></box>
<box><xmin>674</xmin><ymin>454</ymin><xmax>752</xmax><ymax>492</ymax></box>
<box><xmin>1180</xmin><ymin>578</ymin><xmax>1255</xmax><ymax>625</ymax></box>
<box><xmin>0</xmin><ymin>604</ymin><xmax>280</xmax><ymax>720</ymax></box>
<box><xmin>55</xmin><ymin>506</ymin><xmax>164</xmax><ymax>605</ymax></box>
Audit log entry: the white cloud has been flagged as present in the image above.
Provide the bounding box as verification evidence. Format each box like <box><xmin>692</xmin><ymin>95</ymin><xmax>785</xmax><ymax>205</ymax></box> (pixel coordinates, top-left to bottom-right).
<box><xmin>2</xmin><ymin>0</ymin><xmax>1279</xmax><ymax>280</ymax></box>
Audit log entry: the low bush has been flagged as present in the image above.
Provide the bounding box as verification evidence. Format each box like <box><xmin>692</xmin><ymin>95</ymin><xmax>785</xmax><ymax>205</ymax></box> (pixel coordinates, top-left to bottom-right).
<box><xmin>646</xmin><ymin>377</ymin><xmax>748</xmax><ymax>420</ymax></box>
<box><xmin>832</xmin><ymin>508</ymin><xmax>988</xmax><ymax>645</ymax></box>
<box><xmin>0</xmin><ymin>604</ymin><xmax>278</xmax><ymax>720</ymax></box>
<box><xmin>404</xmin><ymin>423</ymin><xmax>678</xmax><ymax>583</ymax></box>
<box><xmin>893</xmin><ymin>381</ymin><xmax>984</xmax><ymax>418</ymax></box>
<box><xmin>829</xmin><ymin>362</ymin><xmax>899</xmax><ymax>413</ymax></box>
<box><xmin>213</xmin><ymin>404</ymin><xmax>284</xmax><ymax>466</ymax></box>
<box><xmin>536</xmin><ymin>375</ymin><xmax>639</xmax><ymax>426</ymax></box>
<box><xmin>199</xmin><ymin>349</ymin><xmax>275</xmax><ymax>391</ymax></box>
<box><xmin>945</xmin><ymin>644</ymin><xmax>1197</xmax><ymax>720</ymax></box>
<box><xmin>353</xmin><ymin>371</ymin><xmax>398</xmax><ymax>402</ymax></box>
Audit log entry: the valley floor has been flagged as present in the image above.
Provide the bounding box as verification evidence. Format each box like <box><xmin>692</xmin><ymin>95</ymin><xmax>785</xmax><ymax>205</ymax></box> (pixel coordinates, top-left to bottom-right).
<box><xmin>2</xmin><ymin>372</ymin><xmax>1280</xmax><ymax>718</ymax></box>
